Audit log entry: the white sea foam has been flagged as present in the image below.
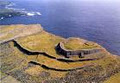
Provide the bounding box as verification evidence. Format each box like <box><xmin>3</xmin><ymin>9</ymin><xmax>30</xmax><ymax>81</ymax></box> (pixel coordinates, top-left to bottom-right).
<box><xmin>9</xmin><ymin>15</ymin><xmax>12</xmax><ymax>17</ymax></box>
<box><xmin>27</xmin><ymin>12</ymin><xmax>35</xmax><ymax>16</ymax></box>
<box><xmin>5</xmin><ymin>5</ymin><xmax>42</xmax><ymax>17</ymax></box>
<box><xmin>36</xmin><ymin>12</ymin><xmax>41</xmax><ymax>15</ymax></box>
<box><xmin>3</xmin><ymin>2</ymin><xmax>42</xmax><ymax>18</ymax></box>
<box><xmin>0</xmin><ymin>17</ymin><xmax>4</xmax><ymax>20</ymax></box>
<box><xmin>26</xmin><ymin>12</ymin><xmax>42</xmax><ymax>16</ymax></box>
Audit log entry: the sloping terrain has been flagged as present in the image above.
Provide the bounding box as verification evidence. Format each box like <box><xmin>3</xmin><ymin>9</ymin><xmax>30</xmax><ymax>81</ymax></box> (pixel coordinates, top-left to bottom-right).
<box><xmin>0</xmin><ymin>24</ymin><xmax>120</xmax><ymax>83</ymax></box>
<box><xmin>104</xmin><ymin>72</ymin><xmax>120</xmax><ymax>83</ymax></box>
<box><xmin>0</xmin><ymin>24</ymin><xmax>43</xmax><ymax>43</ymax></box>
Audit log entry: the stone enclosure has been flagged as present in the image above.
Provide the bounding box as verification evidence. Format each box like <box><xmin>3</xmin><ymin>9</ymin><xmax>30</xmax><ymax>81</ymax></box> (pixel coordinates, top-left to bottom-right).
<box><xmin>56</xmin><ymin>42</ymin><xmax>102</xmax><ymax>58</ymax></box>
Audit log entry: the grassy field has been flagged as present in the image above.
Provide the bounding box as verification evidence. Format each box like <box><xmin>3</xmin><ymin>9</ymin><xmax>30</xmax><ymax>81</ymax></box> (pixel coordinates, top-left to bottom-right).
<box><xmin>16</xmin><ymin>30</ymin><xmax>65</xmax><ymax>58</ymax></box>
<box><xmin>1</xmin><ymin>40</ymin><xmax>119</xmax><ymax>83</ymax></box>
<box><xmin>63</xmin><ymin>37</ymin><xmax>101</xmax><ymax>50</ymax></box>
<box><xmin>104</xmin><ymin>72</ymin><xmax>120</xmax><ymax>83</ymax></box>
<box><xmin>0</xmin><ymin>71</ymin><xmax>21</xmax><ymax>83</ymax></box>
<box><xmin>0</xmin><ymin>24</ymin><xmax>120</xmax><ymax>83</ymax></box>
<box><xmin>0</xmin><ymin>24</ymin><xmax>42</xmax><ymax>43</ymax></box>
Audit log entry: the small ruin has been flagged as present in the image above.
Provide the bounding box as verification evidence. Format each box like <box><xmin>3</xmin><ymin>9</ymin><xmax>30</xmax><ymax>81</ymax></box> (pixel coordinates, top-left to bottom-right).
<box><xmin>56</xmin><ymin>42</ymin><xmax>102</xmax><ymax>58</ymax></box>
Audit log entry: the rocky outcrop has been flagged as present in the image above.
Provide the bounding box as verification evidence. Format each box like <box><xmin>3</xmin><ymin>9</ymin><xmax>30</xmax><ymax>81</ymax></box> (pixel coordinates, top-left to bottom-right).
<box><xmin>56</xmin><ymin>42</ymin><xmax>102</xmax><ymax>58</ymax></box>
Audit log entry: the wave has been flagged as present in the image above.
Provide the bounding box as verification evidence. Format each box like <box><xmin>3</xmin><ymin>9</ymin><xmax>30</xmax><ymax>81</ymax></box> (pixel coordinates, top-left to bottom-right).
<box><xmin>6</xmin><ymin>2</ymin><xmax>42</xmax><ymax>16</ymax></box>
<box><xmin>26</xmin><ymin>12</ymin><xmax>42</xmax><ymax>16</ymax></box>
<box><xmin>6</xmin><ymin>7</ymin><xmax>42</xmax><ymax>16</ymax></box>
<box><xmin>0</xmin><ymin>17</ymin><xmax>4</xmax><ymax>20</ymax></box>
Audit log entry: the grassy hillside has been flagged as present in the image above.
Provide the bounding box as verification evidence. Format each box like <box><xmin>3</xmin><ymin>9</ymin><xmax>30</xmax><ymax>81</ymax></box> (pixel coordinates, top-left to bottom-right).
<box><xmin>104</xmin><ymin>72</ymin><xmax>120</xmax><ymax>83</ymax></box>
<box><xmin>0</xmin><ymin>24</ymin><xmax>120</xmax><ymax>83</ymax></box>
<box><xmin>0</xmin><ymin>24</ymin><xmax>42</xmax><ymax>43</ymax></box>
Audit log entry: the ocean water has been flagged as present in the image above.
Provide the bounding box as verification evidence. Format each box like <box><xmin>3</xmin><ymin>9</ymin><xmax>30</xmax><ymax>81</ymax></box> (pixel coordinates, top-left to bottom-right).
<box><xmin>0</xmin><ymin>0</ymin><xmax>120</xmax><ymax>55</ymax></box>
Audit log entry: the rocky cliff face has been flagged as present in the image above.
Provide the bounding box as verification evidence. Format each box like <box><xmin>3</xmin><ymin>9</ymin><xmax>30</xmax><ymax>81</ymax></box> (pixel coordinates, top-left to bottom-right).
<box><xmin>0</xmin><ymin>24</ymin><xmax>120</xmax><ymax>83</ymax></box>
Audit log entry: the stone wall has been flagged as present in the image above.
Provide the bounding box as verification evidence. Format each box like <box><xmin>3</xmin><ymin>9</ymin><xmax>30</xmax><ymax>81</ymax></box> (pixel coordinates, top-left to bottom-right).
<box><xmin>56</xmin><ymin>42</ymin><xmax>102</xmax><ymax>58</ymax></box>
<box><xmin>13</xmin><ymin>40</ymin><xmax>102</xmax><ymax>62</ymax></box>
<box><xmin>29</xmin><ymin>61</ymin><xmax>92</xmax><ymax>72</ymax></box>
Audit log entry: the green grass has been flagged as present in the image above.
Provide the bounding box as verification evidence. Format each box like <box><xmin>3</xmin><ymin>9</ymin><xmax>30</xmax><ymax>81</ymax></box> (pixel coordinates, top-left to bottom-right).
<box><xmin>104</xmin><ymin>72</ymin><xmax>120</xmax><ymax>83</ymax></box>
<box><xmin>0</xmin><ymin>71</ymin><xmax>7</xmax><ymax>79</ymax></box>
<box><xmin>63</xmin><ymin>38</ymin><xmax>101</xmax><ymax>50</ymax></box>
<box><xmin>16</xmin><ymin>31</ymin><xmax>65</xmax><ymax>58</ymax></box>
<box><xmin>0</xmin><ymin>24</ymin><xmax>42</xmax><ymax>43</ymax></box>
<box><xmin>0</xmin><ymin>24</ymin><xmax>120</xmax><ymax>83</ymax></box>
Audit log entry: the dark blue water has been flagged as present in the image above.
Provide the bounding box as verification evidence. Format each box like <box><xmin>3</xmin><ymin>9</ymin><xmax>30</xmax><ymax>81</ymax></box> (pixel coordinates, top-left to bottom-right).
<box><xmin>0</xmin><ymin>0</ymin><xmax>120</xmax><ymax>55</ymax></box>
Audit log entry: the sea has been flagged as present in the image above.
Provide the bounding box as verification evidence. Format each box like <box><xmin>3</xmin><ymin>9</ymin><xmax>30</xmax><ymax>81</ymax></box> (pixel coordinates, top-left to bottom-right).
<box><xmin>0</xmin><ymin>0</ymin><xmax>120</xmax><ymax>55</ymax></box>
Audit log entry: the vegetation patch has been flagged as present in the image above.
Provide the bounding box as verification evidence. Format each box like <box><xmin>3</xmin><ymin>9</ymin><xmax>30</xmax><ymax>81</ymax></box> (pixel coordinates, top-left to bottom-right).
<box><xmin>63</xmin><ymin>37</ymin><xmax>102</xmax><ymax>50</ymax></box>
<box><xmin>0</xmin><ymin>24</ymin><xmax>120</xmax><ymax>83</ymax></box>
<box><xmin>104</xmin><ymin>72</ymin><xmax>120</xmax><ymax>83</ymax></box>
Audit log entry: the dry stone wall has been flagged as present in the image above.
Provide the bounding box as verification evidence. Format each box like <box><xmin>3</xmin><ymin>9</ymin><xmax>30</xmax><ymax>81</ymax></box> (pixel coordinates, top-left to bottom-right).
<box><xmin>56</xmin><ymin>42</ymin><xmax>102</xmax><ymax>58</ymax></box>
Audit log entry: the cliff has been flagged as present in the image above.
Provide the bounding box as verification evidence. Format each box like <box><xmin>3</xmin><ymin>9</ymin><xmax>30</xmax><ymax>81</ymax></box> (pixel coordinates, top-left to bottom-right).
<box><xmin>0</xmin><ymin>24</ymin><xmax>120</xmax><ymax>83</ymax></box>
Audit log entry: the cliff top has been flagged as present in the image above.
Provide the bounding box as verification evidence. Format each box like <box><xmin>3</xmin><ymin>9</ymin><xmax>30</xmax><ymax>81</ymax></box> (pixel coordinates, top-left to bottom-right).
<box><xmin>62</xmin><ymin>37</ymin><xmax>102</xmax><ymax>50</ymax></box>
<box><xmin>0</xmin><ymin>24</ymin><xmax>120</xmax><ymax>83</ymax></box>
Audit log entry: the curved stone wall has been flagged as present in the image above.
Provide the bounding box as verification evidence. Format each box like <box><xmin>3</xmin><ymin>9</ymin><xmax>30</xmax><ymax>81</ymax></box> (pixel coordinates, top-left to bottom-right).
<box><xmin>29</xmin><ymin>61</ymin><xmax>93</xmax><ymax>72</ymax></box>
<box><xmin>12</xmin><ymin>40</ymin><xmax>103</xmax><ymax>62</ymax></box>
<box><xmin>56</xmin><ymin>42</ymin><xmax>102</xmax><ymax>58</ymax></box>
<box><xmin>1</xmin><ymin>40</ymin><xmax>104</xmax><ymax>72</ymax></box>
